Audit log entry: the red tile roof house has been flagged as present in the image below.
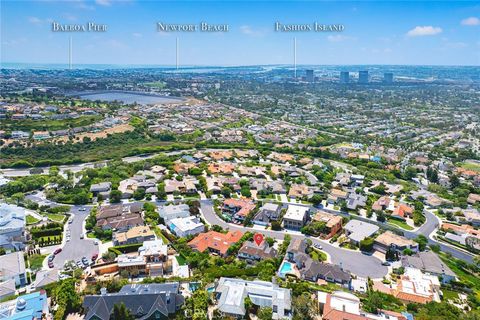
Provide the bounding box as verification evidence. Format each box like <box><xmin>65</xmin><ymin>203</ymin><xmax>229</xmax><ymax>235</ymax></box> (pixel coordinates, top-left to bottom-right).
<box><xmin>372</xmin><ymin>196</ymin><xmax>391</xmax><ymax>212</ymax></box>
<box><xmin>188</xmin><ymin>230</ymin><xmax>243</xmax><ymax>257</ymax></box>
<box><xmin>222</xmin><ymin>198</ymin><xmax>256</xmax><ymax>222</ymax></box>
<box><xmin>392</xmin><ymin>203</ymin><xmax>414</xmax><ymax>220</ymax></box>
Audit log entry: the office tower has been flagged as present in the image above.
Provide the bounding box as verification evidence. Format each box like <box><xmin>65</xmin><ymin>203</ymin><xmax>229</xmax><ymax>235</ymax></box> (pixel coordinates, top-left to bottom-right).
<box><xmin>340</xmin><ymin>71</ymin><xmax>349</xmax><ymax>84</ymax></box>
<box><xmin>306</xmin><ymin>69</ymin><xmax>314</xmax><ymax>82</ymax></box>
<box><xmin>384</xmin><ymin>72</ymin><xmax>393</xmax><ymax>83</ymax></box>
<box><xmin>358</xmin><ymin>71</ymin><xmax>369</xmax><ymax>84</ymax></box>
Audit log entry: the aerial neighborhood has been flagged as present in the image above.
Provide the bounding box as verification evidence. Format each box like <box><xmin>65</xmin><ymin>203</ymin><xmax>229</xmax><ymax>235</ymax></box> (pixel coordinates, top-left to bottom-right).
<box><xmin>1</xmin><ymin>139</ymin><xmax>479</xmax><ymax>319</ymax></box>
<box><xmin>0</xmin><ymin>38</ymin><xmax>479</xmax><ymax>320</ymax></box>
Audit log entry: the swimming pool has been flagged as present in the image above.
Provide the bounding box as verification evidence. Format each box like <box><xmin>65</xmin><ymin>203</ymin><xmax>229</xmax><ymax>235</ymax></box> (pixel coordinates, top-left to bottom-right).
<box><xmin>278</xmin><ymin>261</ymin><xmax>293</xmax><ymax>277</ymax></box>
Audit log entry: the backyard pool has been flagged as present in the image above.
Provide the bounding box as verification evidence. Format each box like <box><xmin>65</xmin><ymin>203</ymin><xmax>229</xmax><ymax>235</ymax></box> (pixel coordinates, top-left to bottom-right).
<box><xmin>278</xmin><ymin>261</ymin><xmax>293</xmax><ymax>278</ymax></box>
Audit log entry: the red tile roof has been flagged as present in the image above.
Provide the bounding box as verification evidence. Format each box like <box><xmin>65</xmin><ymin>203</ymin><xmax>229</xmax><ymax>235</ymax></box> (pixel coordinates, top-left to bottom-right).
<box><xmin>223</xmin><ymin>198</ymin><xmax>256</xmax><ymax>217</ymax></box>
<box><xmin>393</xmin><ymin>203</ymin><xmax>414</xmax><ymax>219</ymax></box>
<box><xmin>188</xmin><ymin>230</ymin><xmax>243</xmax><ymax>256</ymax></box>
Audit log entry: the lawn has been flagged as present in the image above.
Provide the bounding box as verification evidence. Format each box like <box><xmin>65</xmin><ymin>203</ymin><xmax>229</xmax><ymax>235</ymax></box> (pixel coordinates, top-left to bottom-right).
<box><xmin>176</xmin><ymin>255</ymin><xmax>187</xmax><ymax>266</ymax></box>
<box><xmin>460</xmin><ymin>161</ymin><xmax>480</xmax><ymax>173</ymax></box>
<box><xmin>144</xmin><ymin>81</ymin><xmax>166</xmax><ymax>89</ymax></box>
<box><xmin>388</xmin><ymin>218</ymin><xmax>414</xmax><ymax>231</ymax></box>
<box><xmin>310</xmin><ymin>249</ymin><xmax>327</xmax><ymax>262</ymax></box>
<box><xmin>152</xmin><ymin>226</ymin><xmax>170</xmax><ymax>244</ymax></box>
<box><xmin>26</xmin><ymin>215</ymin><xmax>40</xmax><ymax>225</ymax></box>
<box><xmin>442</xmin><ymin>289</ymin><xmax>459</xmax><ymax>301</ymax></box>
<box><xmin>47</xmin><ymin>213</ymin><xmax>66</xmax><ymax>222</ymax></box>
<box><xmin>47</xmin><ymin>214</ymin><xmax>66</xmax><ymax>223</ymax></box>
<box><xmin>26</xmin><ymin>254</ymin><xmax>47</xmax><ymax>270</ymax></box>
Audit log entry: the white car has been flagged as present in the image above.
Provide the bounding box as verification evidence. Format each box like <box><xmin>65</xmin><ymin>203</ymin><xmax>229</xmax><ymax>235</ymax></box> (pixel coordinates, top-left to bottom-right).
<box><xmin>94</xmin><ymin>240</ymin><xmax>99</xmax><ymax>245</ymax></box>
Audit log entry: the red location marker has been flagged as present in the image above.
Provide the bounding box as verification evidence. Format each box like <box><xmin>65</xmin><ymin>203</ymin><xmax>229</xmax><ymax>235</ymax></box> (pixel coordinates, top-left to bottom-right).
<box><xmin>254</xmin><ymin>233</ymin><xmax>264</xmax><ymax>246</ymax></box>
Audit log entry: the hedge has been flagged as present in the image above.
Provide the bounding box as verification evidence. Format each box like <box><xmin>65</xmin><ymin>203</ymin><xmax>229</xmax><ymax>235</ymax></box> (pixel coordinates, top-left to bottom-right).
<box><xmin>108</xmin><ymin>243</ymin><xmax>143</xmax><ymax>255</ymax></box>
<box><xmin>30</xmin><ymin>227</ymin><xmax>63</xmax><ymax>239</ymax></box>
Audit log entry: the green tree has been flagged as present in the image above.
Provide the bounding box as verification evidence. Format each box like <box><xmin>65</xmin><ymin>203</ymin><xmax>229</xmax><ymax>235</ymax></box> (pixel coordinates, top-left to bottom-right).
<box><xmin>415</xmin><ymin>301</ymin><xmax>461</xmax><ymax>320</ymax></box>
<box><xmin>11</xmin><ymin>192</ymin><xmax>25</xmax><ymax>205</ymax></box>
<box><xmin>310</xmin><ymin>194</ymin><xmax>323</xmax><ymax>206</ymax></box>
<box><xmin>360</xmin><ymin>237</ymin><xmax>374</xmax><ymax>252</ymax></box>
<box><xmin>109</xmin><ymin>190</ymin><xmax>122</xmax><ymax>203</ymax></box>
<box><xmin>258</xmin><ymin>307</ymin><xmax>273</xmax><ymax>320</ymax></box>
<box><xmin>450</xmin><ymin>175</ymin><xmax>460</xmax><ymax>189</ymax></box>
<box><xmin>244</xmin><ymin>296</ymin><xmax>253</xmax><ymax>314</ymax></box>
<box><xmin>221</xmin><ymin>186</ymin><xmax>232</xmax><ymax>198</ymax></box>
<box><xmin>292</xmin><ymin>293</ymin><xmax>314</xmax><ymax>320</ymax></box>
<box><xmin>404</xmin><ymin>167</ymin><xmax>417</xmax><ymax>180</ymax></box>
<box><xmin>414</xmin><ymin>235</ymin><xmax>428</xmax><ymax>251</ymax></box>
<box><xmin>240</xmin><ymin>185</ymin><xmax>251</xmax><ymax>197</ymax></box>
<box><xmin>427</xmin><ymin>168</ymin><xmax>438</xmax><ymax>183</ymax></box>
<box><xmin>54</xmin><ymin>279</ymin><xmax>81</xmax><ymax>319</ymax></box>
<box><xmin>192</xmin><ymin>290</ymin><xmax>209</xmax><ymax>320</ymax></box>
<box><xmin>271</xmin><ymin>220</ymin><xmax>282</xmax><ymax>231</ymax></box>
<box><xmin>133</xmin><ymin>188</ymin><xmax>145</xmax><ymax>200</ymax></box>
<box><xmin>110</xmin><ymin>303</ymin><xmax>135</xmax><ymax>320</ymax></box>
<box><xmin>362</xmin><ymin>291</ymin><xmax>385</xmax><ymax>313</ymax></box>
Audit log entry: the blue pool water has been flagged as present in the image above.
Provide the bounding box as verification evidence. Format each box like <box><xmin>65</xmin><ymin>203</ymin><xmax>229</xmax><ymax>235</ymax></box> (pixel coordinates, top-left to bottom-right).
<box><xmin>279</xmin><ymin>261</ymin><xmax>293</xmax><ymax>277</ymax></box>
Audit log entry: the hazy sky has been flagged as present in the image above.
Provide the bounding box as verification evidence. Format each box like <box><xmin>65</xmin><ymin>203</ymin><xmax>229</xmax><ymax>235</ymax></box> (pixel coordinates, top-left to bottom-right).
<box><xmin>1</xmin><ymin>0</ymin><xmax>479</xmax><ymax>66</ymax></box>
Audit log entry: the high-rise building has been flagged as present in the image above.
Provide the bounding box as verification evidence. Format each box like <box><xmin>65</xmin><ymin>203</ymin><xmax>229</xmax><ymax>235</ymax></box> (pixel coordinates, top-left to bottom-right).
<box><xmin>358</xmin><ymin>71</ymin><xmax>369</xmax><ymax>84</ymax></box>
<box><xmin>340</xmin><ymin>71</ymin><xmax>349</xmax><ymax>84</ymax></box>
<box><xmin>384</xmin><ymin>72</ymin><xmax>393</xmax><ymax>84</ymax></box>
<box><xmin>306</xmin><ymin>69</ymin><xmax>314</xmax><ymax>82</ymax></box>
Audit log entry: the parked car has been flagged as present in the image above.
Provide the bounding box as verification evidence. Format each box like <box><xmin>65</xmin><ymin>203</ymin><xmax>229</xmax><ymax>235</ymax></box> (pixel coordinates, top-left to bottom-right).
<box><xmin>76</xmin><ymin>261</ymin><xmax>83</xmax><ymax>269</ymax></box>
<box><xmin>48</xmin><ymin>255</ymin><xmax>54</xmax><ymax>262</ymax></box>
<box><xmin>381</xmin><ymin>261</ymin><xmax>391</xmax><ymax>266</ymax></box>
<box><xmin>91</xmin><ymin>253</ymin><xmax>98</xmax><ymax>261</ymax></box>
<box><xmin>94</xmin><ymin>240</ymin><xmax>99</xmax><ymax>245</ymax></box>
<box><xmin>80</xmin><ymin>233</ymin><xmax>84</xmax><ymax>239</ymax></box>
<box><xmin>79</xmin><ymin>207</ymin><xmax>86</xmax><ymax>212</ymax></box>
<box><xmin>82</xmin><ymin>256</ymin><xmax>89</xmax><ymax>266</ymax></box>
<box><xmin>54</xmin><ymin>248</ymin><xmax>62</xmax><ymax>255</ymax></box>
<box><xmin>48</xmin><ymin>261</ymin><xmax>54</xmax><ymax>268</ymax></box>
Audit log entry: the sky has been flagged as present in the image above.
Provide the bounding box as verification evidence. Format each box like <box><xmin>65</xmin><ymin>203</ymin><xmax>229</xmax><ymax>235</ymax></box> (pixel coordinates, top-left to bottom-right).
<box><xmin>1</xmin><ymin>0</ymin><xmax>479</xmax><ymax>66</ymax></box>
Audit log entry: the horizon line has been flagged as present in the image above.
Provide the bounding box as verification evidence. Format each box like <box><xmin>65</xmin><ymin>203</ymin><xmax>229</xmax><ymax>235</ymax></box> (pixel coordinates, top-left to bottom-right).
<box><xmin>1</xmin><ymin>62</ymin><xmax>479</xmax><ymax>70</ymax></box>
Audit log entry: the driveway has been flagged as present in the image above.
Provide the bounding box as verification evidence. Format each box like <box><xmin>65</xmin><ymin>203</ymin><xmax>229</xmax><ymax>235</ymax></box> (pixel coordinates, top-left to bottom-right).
<box><xmin>51</xmin><ymin>206</ymin><xmax>99</xmax><ymax>269</ymax></box>
<box><xmin>200</xmin><ymin>200</ymin><xmax>388</xmax><ymax>279</ymax></box>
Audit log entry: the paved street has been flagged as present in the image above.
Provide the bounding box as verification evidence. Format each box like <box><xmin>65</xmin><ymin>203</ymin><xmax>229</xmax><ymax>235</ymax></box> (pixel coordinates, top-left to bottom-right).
<box><xmin>403</xmin><ymin>210</ymin><xmax>474</xmax><ymax>263</ymax></box>
<box><xmin>323</xmin><ymin>205</ymin><xmax>475</xmax><ymax>264</ymax></box>
<box><xmin>199</xmin><ymin>200</ymin><xmax>389</xmax><ymax>279</ymax></box>
<box><xmin>51</xmin><ymin>206</ymin><xmax>99</xmax><ymax>269</ymax></box>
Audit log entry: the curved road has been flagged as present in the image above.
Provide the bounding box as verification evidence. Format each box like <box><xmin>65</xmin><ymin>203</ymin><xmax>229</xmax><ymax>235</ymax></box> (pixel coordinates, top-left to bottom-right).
<box><xmin>199</xmin><ymin>200</ymin><xmax>389</xmax><ymax>279</ymax></box>
<box><xmin>404</xmin><ymin>210</ymin><xmax>474</xmax><ymax>263</ymax></box>
<box><xmin>323</xmin><ymin>206</ymin><xmax>475</xmax><ymax>264</ymax></box>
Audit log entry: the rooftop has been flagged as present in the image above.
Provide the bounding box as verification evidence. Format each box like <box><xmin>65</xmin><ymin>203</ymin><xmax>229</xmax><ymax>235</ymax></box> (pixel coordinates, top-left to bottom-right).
<box><xmin>284</xmin><ymin>205</ymin><xmax>309</xmax><ymax>222</ymax></box>
<box><xmin>344</xmin><ymin>220</ymin><xmax>379</xmax><ymax>243</ymax></box>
